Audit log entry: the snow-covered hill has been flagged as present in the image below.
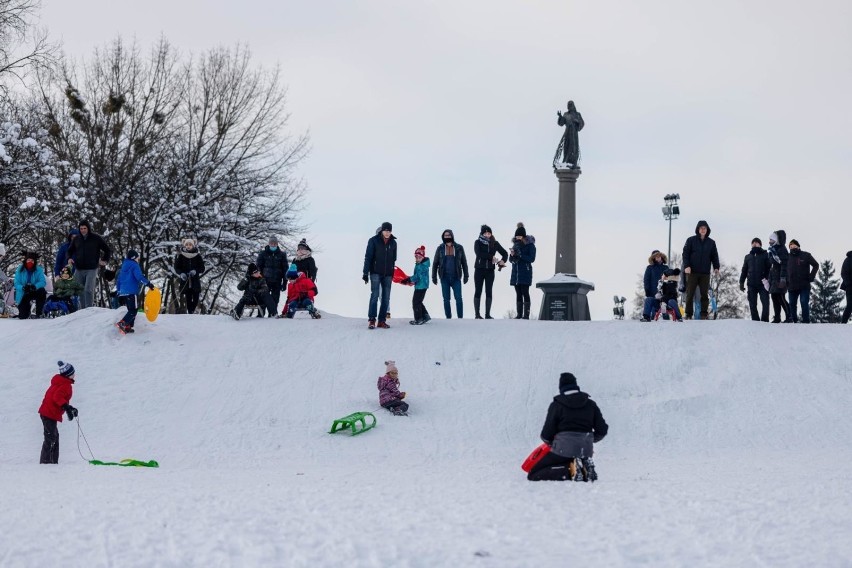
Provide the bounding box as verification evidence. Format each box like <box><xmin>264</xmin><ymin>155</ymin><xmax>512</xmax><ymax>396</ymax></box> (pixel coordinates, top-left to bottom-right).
<box><xmin>1</xmin><ymin>311</ymin><xmax>851</xmax><ymax>567</ymax></box>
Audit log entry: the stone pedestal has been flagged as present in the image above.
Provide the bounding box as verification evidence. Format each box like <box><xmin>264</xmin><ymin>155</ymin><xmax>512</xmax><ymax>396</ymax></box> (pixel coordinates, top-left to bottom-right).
<box><xmin>536</xmin><ymin>274</ymin><xmax>595</xmax><ymax>321</ymax></box>
<box><xmin>537</xmin><ymin>166</ymin><xmax>594</xmax><ymax>320</ymax></box>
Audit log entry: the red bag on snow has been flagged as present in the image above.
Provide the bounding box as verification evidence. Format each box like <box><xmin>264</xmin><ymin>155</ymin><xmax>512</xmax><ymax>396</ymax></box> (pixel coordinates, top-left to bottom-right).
<box><xmin>521</xmin><ymin>443</ymin><xmax>551</xmax><ymax>472</ymax></box>
<box><xmin>392</xmin><ymin>266</ymin><xmax>411</xmax><ymax>285</ymax></box>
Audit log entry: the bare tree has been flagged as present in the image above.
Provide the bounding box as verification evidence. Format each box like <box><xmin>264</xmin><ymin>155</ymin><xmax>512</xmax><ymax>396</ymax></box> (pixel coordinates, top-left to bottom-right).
<box><xmin>0</xmin><ymin>0</ymin><xmax>57</xmax><ymax>86</ymax></box>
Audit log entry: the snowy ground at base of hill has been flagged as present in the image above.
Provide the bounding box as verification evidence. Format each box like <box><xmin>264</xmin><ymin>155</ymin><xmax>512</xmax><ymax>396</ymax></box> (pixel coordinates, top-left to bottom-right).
<box><xmin>1</xmin><ymin>309</ymin><xmax>852</xmax><ymax>567</ymax></box>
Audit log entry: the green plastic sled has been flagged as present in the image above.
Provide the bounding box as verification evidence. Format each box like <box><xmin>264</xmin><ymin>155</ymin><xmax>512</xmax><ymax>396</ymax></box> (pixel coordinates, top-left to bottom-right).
<box><xmin>89</xmin><ymin>458</ymin><xmax>159</xmax><ymax>468</ymax></box>
<box><xmin>329</xmin><ymin>412</ymin><xmax>376</xmax><ymax>436</ymax></box>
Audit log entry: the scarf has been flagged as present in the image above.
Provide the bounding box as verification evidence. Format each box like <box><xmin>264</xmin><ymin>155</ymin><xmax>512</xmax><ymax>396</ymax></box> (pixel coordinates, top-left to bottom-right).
<box><xmin>180</xmin><ymin>249</ymin><xmax>199</xmax><ymax>259</ymax></box>
<box><xmin>294</xmin><ymin>248</ymin><xmax>312</xmax><ymax>261</ymax></box>
<box><xmin>478</xmin><ymin>235</ymin><xmax>490</xmax><ymax>247</ymax></box>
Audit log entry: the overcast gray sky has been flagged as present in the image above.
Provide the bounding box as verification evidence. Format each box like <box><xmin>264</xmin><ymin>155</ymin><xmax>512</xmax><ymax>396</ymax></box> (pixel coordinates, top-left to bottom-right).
<box><xmin>41</xmin><ymin>0</ymin><xmax>852</xmax><ymax>320</ymax></box>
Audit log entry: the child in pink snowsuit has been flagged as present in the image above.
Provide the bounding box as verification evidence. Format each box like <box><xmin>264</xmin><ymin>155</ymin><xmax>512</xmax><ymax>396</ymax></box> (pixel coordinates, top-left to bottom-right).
<box><xmin>377</xmin><ymin>360</ymin><xmax>409</xmax><ymax>416</ymax></box>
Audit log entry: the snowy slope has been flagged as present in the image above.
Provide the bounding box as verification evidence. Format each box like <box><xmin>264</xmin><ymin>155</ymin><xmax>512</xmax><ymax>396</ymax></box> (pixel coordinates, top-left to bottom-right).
<box><xmin>1</xmin><ymin>310</ymin><xmax>852</xmax><ymax>567</ymax></box>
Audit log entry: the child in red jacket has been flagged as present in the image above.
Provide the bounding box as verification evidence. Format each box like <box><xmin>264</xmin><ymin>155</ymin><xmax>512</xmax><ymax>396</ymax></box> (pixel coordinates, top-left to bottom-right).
<box><xmin>281</xmin><ymin>265</ymin><xmax>320</xmax><ymax>319</ymax></box>
<box><xmin>38</xmin><ymin>361</ymin><xmax>79</xmax><ymax>464</ymax></box>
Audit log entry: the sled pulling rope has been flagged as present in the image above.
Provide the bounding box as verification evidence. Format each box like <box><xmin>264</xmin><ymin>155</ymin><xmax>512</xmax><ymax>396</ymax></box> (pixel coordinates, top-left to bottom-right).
<box><xmin>76</xmin><ymin>418</ymin><xmax>159</xmax><ymax>467</ymax></box>
<box><xmin>329</xmin><ymin>412</ymin><xmax>376</xmax><ymax>436</ymax></box>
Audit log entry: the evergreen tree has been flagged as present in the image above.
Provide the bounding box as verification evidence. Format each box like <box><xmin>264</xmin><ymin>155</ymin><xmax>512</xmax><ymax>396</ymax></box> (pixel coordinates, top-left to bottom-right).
<box><xmin>810</xmin><ymin>260</ymin><xmax>844</xmax><ymax>323</ymax></box>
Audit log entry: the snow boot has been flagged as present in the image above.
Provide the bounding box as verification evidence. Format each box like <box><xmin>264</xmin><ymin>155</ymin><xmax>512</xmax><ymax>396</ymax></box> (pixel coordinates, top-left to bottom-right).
<box><xmin>485</xmin><ymin>297</ymin><xmax>493</xmax><ymax>319</ymax></box>
<box><xmin>522</xmin><ymin>301</ymin><xmax>531</xmax><ymax>320</ymax></box>
<box><xmin>515</xmin><ymin>301</ymin><xmax>523</xmax><ymax>319</ymax></box>
<box><xmin>570</xmin><ymin>457</ymin><xmax>585</xmax><ymax>482</ymax></box>
<box><xmin>582</xmin><ymin>458</ymin><xmax>597</xmax><ymax>482</ymax></box>
<box><xmin>309</xmin><ymin>309</ymin><xmax>321</xmax><ymax>319</ymax></box>
<box><xmin>368</xmin><ymin>319</ymin><xmax>376</xmax><ymax>329</ymax></box>
<box><xmin>230</xmin><ymin>309</ymin><xmax>241</xmax><ymax>321</ymax></box>
<box><xmin>377</xmin><ymin>321</ymin><xmax>390</xmax><ymax>329</ymax></box>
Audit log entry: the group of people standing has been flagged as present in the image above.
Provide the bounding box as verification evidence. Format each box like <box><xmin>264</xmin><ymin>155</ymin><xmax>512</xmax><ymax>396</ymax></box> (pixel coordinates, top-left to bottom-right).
<box><xmin>362</xmin><ymin>221</ymin><xmax>537</xmax><ymax>329</ymax></box>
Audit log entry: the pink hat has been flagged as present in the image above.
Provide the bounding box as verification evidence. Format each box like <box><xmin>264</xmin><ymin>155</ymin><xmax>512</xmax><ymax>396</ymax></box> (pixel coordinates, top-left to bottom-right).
<box><xmin>385</xmin><ymin>360</ymin><xmax>398</xmax><ymax>374</ymax></box>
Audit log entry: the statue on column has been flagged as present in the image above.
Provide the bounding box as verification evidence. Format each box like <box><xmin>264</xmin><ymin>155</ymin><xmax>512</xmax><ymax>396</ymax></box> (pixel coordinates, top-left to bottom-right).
<box><xmin>554</xmin><ymin>100</ymin><xmax>584</xmax><ymax>169</ymax></box>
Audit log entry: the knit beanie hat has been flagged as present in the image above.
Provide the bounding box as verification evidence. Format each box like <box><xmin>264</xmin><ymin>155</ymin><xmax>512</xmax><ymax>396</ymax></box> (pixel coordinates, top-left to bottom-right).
<box><xmin>752</xmin><ymin>237</ymin><xmax>762</xmax><ymax>246</ymax></box>
<box><xmin>559</xmin><ymin>372</ymin><xmax>579</xmax><ymax>393</ymax></box>
<box><xmin>127</xmin><ymin>249</ymin><xmax>139</xmax><ymax>260</ymax></box>
<box><xmin>286</xmin><ymin>262</ymin><xmax>299</xmax><ymax>280</ymax></box>
<box><xmin>247</xmin><ymin>262</ymin><xmax>259</xmax><ymax>275</ymax></box>
<box><xmin>789</xmin><ymin>239</ymin><xmax>800</xmax><ymax>248</ymax></box>
<box><xmin>268</xmin><ymin>236</ymin><xmax>279</xmax><ymax>245</ymax></box>
<box><xmin>182</xmin><ymin>238</ymin><xmax>196</xmax><ymax>249</ymax></box>
<box><xmin>481</xmin><ymin>224</ymin><xmax>492</xmax><ymax>235</ymax></box>
<box><xmin>381</xmin><ymin>221</ymin><xmax>393</xmax><ymax>232</ymax></box>
<box><xmin>414</xmin><ymin>246</ymin><xmax>425</xmax><ymax>257</ymax></box>
<box><xmin>769</xmin><ymin>232</ymin><xmax>778</xmax><ymax>244</ymax></box>
<box><xmin>297</xmin><ymin>238</ymin><xmax>311</xmax><ymax>251</ymax></box>
<box><xmin>60</xmin><ymin>266</ymin><xmax>73</xmax><ymax>278</ymax></box>
<box><xmin>57</xmin><ymin>360</ymin><xmax>75</xmax><ymax>378</ymax></box>
<box><xmin>514</xmin><ymin>222</ymin><xmax>526</xmax><ymax>238</ymax></box>
<box><xmin>385</xmin><ymin>360</ymin><xmax>398</xmax><ymax>374</ymax></box>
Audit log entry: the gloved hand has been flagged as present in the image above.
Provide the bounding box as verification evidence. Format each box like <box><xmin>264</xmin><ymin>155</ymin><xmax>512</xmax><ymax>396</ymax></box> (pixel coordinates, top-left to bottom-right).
<box><xmin>654</xmin><ymin>292</ymin><xmax>662</xmax><ymax>300</ymax></box>
<box><xmin>147</xmin><ymin>283</ymin><xmax>155</xmax><ymax>290</ymax></box>
<box><xmin>432</xmin><ymin>278</ymin><xmax>438</xmax><ymax>285</ymax></box>
<box><xmin>463</xmin><ymin>276</ymin><xmax>468</xmax><ymax>285</ymax></box>
<box><xmin>400</xmin><ymin>277</ymin><xmax>411</xmax><ymax>285</ymax></box>
<box><xmin>23</xmin><ymin>283</ymin><xmax>36</xmax><ymax>294</ymax></box>
<box><xmin>779</xmin><ymin>278</ymin><xmax>787</xmax><ymax>289</ymax></box>
<box><xmin>179</xmin><ymin>273</ymin><xmax>188</xmax><ymax>281</ymax></box>
<box><xmin>400</xmin><ymin>392</ymin><xmax>406</xmax><ymax>400</ymax></box>
<box><xmin>739</xmin><ymin>283</ymin><xmax>745</xmax><ymax>292</ymax></box>
<box><xmin>189</xmin><ymin>270</ymin><xmax>197</xmax><ymax>277</ymax></box>
<box><xmin>362</xmin><ymin>274</ymin><xmax>368</xmax><ymax>284</ymax></box>
<box><xmin>62</xmin><ymin>404</ymin><xmax>78</xmax><ymax>421</ymax></box>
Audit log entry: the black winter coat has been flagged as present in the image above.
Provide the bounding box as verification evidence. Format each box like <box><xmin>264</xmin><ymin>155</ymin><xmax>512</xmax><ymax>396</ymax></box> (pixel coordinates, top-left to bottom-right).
<box><xmin>363</xmin><ymin>234</ymin><xmax>397</xmax><ymax>277</ymax></box>
<box><xmin>257</xmin><ymin>247</ymin><xmax>289</xmax><ymax>289</ymax></box>
<box><xmin>67</xmin><ymin>226</ymin><xmax>111</xmax><ymax>270</ymax></box>
<box><xmin>841</xmin><ymin>252</ymin><xmax>852</xmax><ymax>291</ymax></box>
<box><xmin>767</xmin><ymin>230</ymin><xmax>789</xmax><ymax>293</ymax></box>
<box><xmin>237</xmin><ymin>275</ymin><xmax>270</xmax><ymax>301</ymax></box>
<box><xmin>293</xmin><ymin>256</ymin><xmax>318</xmax><ymax>282</ymax></box>
<box><xmin>644</xmin><ymin>256</ymin><xmax>669</xmax><ymax>297</ymax></box>
<box><xmin>787</xmin><ymin>249</ymin><xmax>819</xmax><ymax>292</ymax></box>
<box><xmin>682</xmin><ymin>223</ymin><xmax>720</xmax><ymax>275</ymax></box>
<box><xmin>473</xmin><ymin>236</ymin><xmax>508</xmax><ymax>271</ymax></box>
<box><xmin>739</xmin><ymin>247</ymin><xmax>771</xmax><ymax>288</ymax></box>
<box><xmin>174</xmin><ymin>251</ymin><xmax>205</xmax><ymax>293</ymax></box>
<box><xmin>432</xmin><ymin>230</ymin><xmax>469</xmax><ymax>282</ymax></box>
<box><xmin>540</xmin><ymin>392</ymin><xmax>608</xmax><ymax>444</ymax></box>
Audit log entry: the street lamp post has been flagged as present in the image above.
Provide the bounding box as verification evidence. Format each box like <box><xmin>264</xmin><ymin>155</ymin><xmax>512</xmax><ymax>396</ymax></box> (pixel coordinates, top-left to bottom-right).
<box><xmin>661</xmin><ymin>193</ymin><xmax>680</xmax><ymax>261</ymax></box>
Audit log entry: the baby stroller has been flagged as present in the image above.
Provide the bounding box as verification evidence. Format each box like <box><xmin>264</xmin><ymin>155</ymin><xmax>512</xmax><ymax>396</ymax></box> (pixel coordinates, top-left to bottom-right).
<box><xmin>43</xmin><ymin>295</ymin><xmax>80</xmax><ymax>318</ymax></box>
<box><xmin>0</xmin><ymin>279</ymin><xmax>17</xmax><ymax>318</ymax></box>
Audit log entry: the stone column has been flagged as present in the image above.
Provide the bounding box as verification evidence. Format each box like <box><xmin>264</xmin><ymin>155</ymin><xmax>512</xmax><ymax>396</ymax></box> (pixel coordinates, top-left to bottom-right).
<box><xmin>555</xmin><ymin>168</ymin><xmax>580</xmax><ymax>274</ymax></box>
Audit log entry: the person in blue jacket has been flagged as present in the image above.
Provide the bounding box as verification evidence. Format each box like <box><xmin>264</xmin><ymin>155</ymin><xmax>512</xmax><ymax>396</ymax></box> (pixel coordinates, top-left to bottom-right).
<box><xmin>115</xmin><ymin>249</ymin><xmax>155</xmax><ymax>333</ymax></box>
<box><xmin>14</xmin><ymin>252</ymin><xmax>47</xmax><ymax>319</ymax></box>
<box><xmin>509</xmin><ymin>223</ymin><xmax>537</xmax><ymax>319</ymax></box>
<box><xmin>54</xmin><ymin>228</ymin><xmax>79</xmax><ymax>277</ymax></box>
<box><xmin>401</xmin><ymin>245</ymin><xmax>432</xmax><ymax>325</ymax></box>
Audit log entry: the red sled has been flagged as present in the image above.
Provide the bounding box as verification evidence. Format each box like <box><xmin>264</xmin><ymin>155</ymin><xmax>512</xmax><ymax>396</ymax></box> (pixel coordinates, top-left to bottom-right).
<box><xmin>392</xmin><ymin>266</ymin><xmax>412</xmax><ymax>285</ymax></box>
<box><xmin>521</xmin><ymin>443</ymin><xmax>551</xmax><ymax>472</ymax></box>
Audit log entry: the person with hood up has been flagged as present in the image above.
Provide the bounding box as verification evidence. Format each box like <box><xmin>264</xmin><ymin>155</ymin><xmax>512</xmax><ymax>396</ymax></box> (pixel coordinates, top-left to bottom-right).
<box><xmin>641</xmin><ymin>250</ymin><xmax>669</xmax><ymax>322</ymax></box>
<box><xmin>292</xmin><ymin>238</ymin><xmax>318</xmax><ymax>282</ymax></box>
<box><xmin>14</xmin><ymin>252</ymin><xmax>47</xmax><ymax>319</ymax></box>
<box><xmin>362</xmin><ymin>222</ymin><xmax>397</xmax><ymax>329</ymax></box>
<box><xmin>38</xmin><ymin>361</ymin><xmax>79</xmax><ymax>464</ymax></box>
<box><xmin>54</xmin><ymin>228</ymin><xmax>79</xmax><ymax>277</ymax></box>
<box><xmin>767</xmin><ymin>230</ymin><xmax>791</xmax><ymax>323</ymax></box>
<box><xmin>509</xmin><ymin>223</ymin><xmax>537</xmax><ymax>319</ymax></box>
<box><xmin>67</xmin><ymin>220</ymin><xmax>111</xmax><ymax>309</ymax></box>
<box><xmin>231</xmin><ymin>263</ymin><xmax>276</xmax><ymax>320</ymax></box>
<box><xmin>786</xmin><ymin>239</ymin><xmax>819</xmax><ymax>324</ymax></box>
<box><xmin>256</xmin><ymin>236</ymin><xmax>289</xmax><ymax>313</ymax></box>
<box><xmin>432</xmin><ymin>229</ymin><xmax>469</xmax><ymax>319</ymax></box>
<box><xmin>472</xmin><ymin>224</ymin><xmax>508</xmax><ymax>319</ymax></box>
<box><xmin>174</xmin><ymin>238</ymin><xmax>206</xmax><ymax>314</ymax></box>
<box><xmin>116</xmin><ymin>250</ymin><xmax>155</xmax><ymax>333</ymax></box>
<box><xmin>681</xmin><ymin>220</ymin><xmax>720</xmax><ymax>320</ymax></box>
<box><xmin>841</xmin><ymin>251</ymin><xmax>852</xmax><ymax>324</ymax></box>
<box><xmin>528</xmin><ymin>372</ymin><xmax>608</xmax><ymax>482</ymax></box>
<box><xmin>739</xmin><ymin>237</ymin><xmax>772</xmax><ymax>322</ymax></box>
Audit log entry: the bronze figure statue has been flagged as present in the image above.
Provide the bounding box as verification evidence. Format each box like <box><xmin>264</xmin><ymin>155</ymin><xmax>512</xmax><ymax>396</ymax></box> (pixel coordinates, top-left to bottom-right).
<box><xmin>554</xmin><ymin>100</ymin><xmax>584</xmax><ymax>169</ymax></box>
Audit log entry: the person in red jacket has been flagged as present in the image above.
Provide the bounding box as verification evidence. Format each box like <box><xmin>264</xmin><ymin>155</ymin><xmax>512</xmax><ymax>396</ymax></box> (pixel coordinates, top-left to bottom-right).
<box><xmin>38</xmin><ymin>361</ymin><xmax>79</xmax><ymax>464</ymax></box>
<box><xmin>281</xmin><ymin>266</ymin><xmax>320</xmax><ymax>319</ymax></box>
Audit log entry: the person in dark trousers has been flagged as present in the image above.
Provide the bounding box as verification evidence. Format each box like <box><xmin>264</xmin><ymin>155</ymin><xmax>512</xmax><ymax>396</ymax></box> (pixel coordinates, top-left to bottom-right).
<box><xmin>682</xmin><ymin>220</ymin><xmax>720</xmax><ymax>320</ymax></box>
<box><xmin>292</xmin><ymin>238</ymin><xmax>318</xmax><ymax>282</ymax></box>
<box><xmin>13</xmin><ymin>252</ymin><xmax>47</xmax><ymax>319</ymax></box>
<box><xmin>256</xmin><ymin>236</ymin><xmax>288</xmax><ymax>314</ymax></box>
<box><xmin>362</xmin><ymin>222</ymin><xmax>397</xmax><ymax>329</ymax></box>
<box><xmin>767</xmin><ymin>230</ymin><xmax>791</xmax><ymax>323</ymax></box>
<box><xmin>38</xmin><ymin>361</ymin><xmax>78</xmax><ymax>464</ymax></box>
<box><xmin>509</xmin><ymin>223</ymin><xmax>536</xmax><ymax>319</ymax></box>
<box><xmin>432</xmin><ymin>229</ymin><xmax>469</xmax><ymax>319</ymax></box>
<box><xmin>116</xmin><ymin>250</ymin><xmax>155</xmax><ymax>333</ymax></box>
<box><xmin>67</xmin><ymin>219</ymin><xmax>111</xmax><ymax>309</ymax></box>
<box><xmin>174</xmin><ymin>238</ymin><xmax>206</xmax><ymax>314</ymax></box>
<box><xmin>401</xmin><ymin>245</ymin><xmax>431</xmax><ymax>325</ymax></box>
<box><xmin>641</xmin><ymin>250</ymin><xmax>669</xmax><ymax>321</ymax></box>
<box><xmin>739</xmin><ymin>237</ymin><xmax>772</xmax><ymax>322</ymax></box>
<box><xmin>786</xmin><ymin>239</ymin><xmax>819</xmax><ymax>323</ymax></box>
<box><xmin>472</xmin><ymin>225</ymin><xmax>508</xmax><ymax>319</ymax></box>
<box><xmin>528</xmin><ymin>372</ymin><xmax>608</xmax><ymax>482</ymax></box>
<box><xmin>231</xmin><ymin>263</ymin><xmax>276</xmax><ymax>320</ymax></box>
<box><xmin>54</xmin><ymin>228</ymin><xmax>79</xmax><ymax>277</ymax></box>
<box><xmin>841</xmin><ymin>251</ymin><xmax>852</xmax><ymax>324</ymax></box>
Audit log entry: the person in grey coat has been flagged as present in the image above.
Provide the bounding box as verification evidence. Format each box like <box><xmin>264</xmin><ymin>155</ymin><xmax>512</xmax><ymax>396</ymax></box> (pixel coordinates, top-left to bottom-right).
<box><xmin>527</xmin><ymin>372</ymin><xmax>608</xmax><ymax>482</ymax></box>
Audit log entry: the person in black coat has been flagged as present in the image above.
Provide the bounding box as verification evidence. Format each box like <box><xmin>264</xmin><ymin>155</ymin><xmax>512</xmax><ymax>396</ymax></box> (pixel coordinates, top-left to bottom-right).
<box><xmin>256</xmin><ymin>236</ymin><xmax>288</xmax><ymax>313</ymax></box>
<box><xmin>767</xmin><ymin>230</ymin><xmax>791</xmax><ymax>323</ymax></box>
<box><xmin>739</xmin><ymin>237</ymin><xmax>772</xmax><ymax>322</ymax></box>
<box><xmin>786</xmin><ymin>239</ymin><xmax>819</xmax><ymax>323</ymax></box>
<box><xmin>292</xmin><ymin>238</ymin><xmax>318</xmax><ymax>282</ymax></box>
<box><xmin>174</xmin><ymin>238</ymin><xmax>206</xmax><ymax>314</ymax></box>
<box><xmin>528</xmin><ymin>372</ymin><xmax>608</xmax><ymax>482</ymax></box>
<box><xmin>362</xmin><ymin>222</ymin><xmax>397</xmax><ymax>328</ymax></box>
<box><xmin>472</xmin><ymin>225</ymin><xmax>508</xmax><ymax>320</ymax></box>
<box><xmin>231</xmin><ymin>263</ymin><xmax>276</xmax><ymax>320</ymax></box>
<box><xmin>841</xmin><ymin>251</ymin><xmax>852</xmax><ymax>324</ymax></box>
<box><xmin>641</xmin><ymin>250</ymin><xmax>669</xmax><ymax>321</ymax></box>
<box><xmin>432</xmin><ymin>229</ymin><xmax>469</xmax><ymax>319</ymax></box>
<box><xmin>682</xmin><ymin>220</ymin><xmax>720</xmax><ymax>319</ymax></box>
<box><xmin>67</xmin><ymin>219</ymin><xmax>111</xmax><ymax>309</ymax></box>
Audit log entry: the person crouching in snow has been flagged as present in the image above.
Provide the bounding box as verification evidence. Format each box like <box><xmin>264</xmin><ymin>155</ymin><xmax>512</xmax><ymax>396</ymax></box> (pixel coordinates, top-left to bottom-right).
<box><xmin>38</xmin><ymin>361</ymin><xmax>78</xmax><ymax>464</ymax></box>
<box><xmin>281</xmin><ymin>265</ymin><xmax>320</xmax><ymax>319</ymax></box>
<box><xmin>401</xmin><ymin>245</ymin><xmax>431</xmax><ymax>325</ymax></box>
<box><xmin>116</xmin><ymin>249</ymin><xmax>155</xmax><ymax>333</ymax></box>
<box><xmin>528</xmin><ymin>372</ymin><xmax>608</xmax><ymax>482</ymax></box>
<box><xmin>378</xmin><ymin>360</ymin><xmax>408</xmax><ymax>416</ymax></box>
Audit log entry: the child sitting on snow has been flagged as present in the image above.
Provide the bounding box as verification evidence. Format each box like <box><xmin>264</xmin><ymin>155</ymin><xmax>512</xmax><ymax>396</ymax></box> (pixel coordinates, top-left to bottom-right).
<box><xmin>38</xmin><ymin>361</ymin><xmax>79</xmax><ymax>464</ymax></box>
<box><xmin>378</xmin><ymin>360</ymin><xmax>408</xmax><ymax>416</ymax></box>
<box><xmin>656</xmin><ymin>268</ymin><xmax>683</xmax><ymax>321</ymax></box>
<box><xmin>401</xmin><ymin>245</ymin><xmax>431</xmax><ymax>325</ymax></box>
<box><xmin>281</xmin><ymin>264</ymin><xmax>320</xmax><ymax>319</ymax></box>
